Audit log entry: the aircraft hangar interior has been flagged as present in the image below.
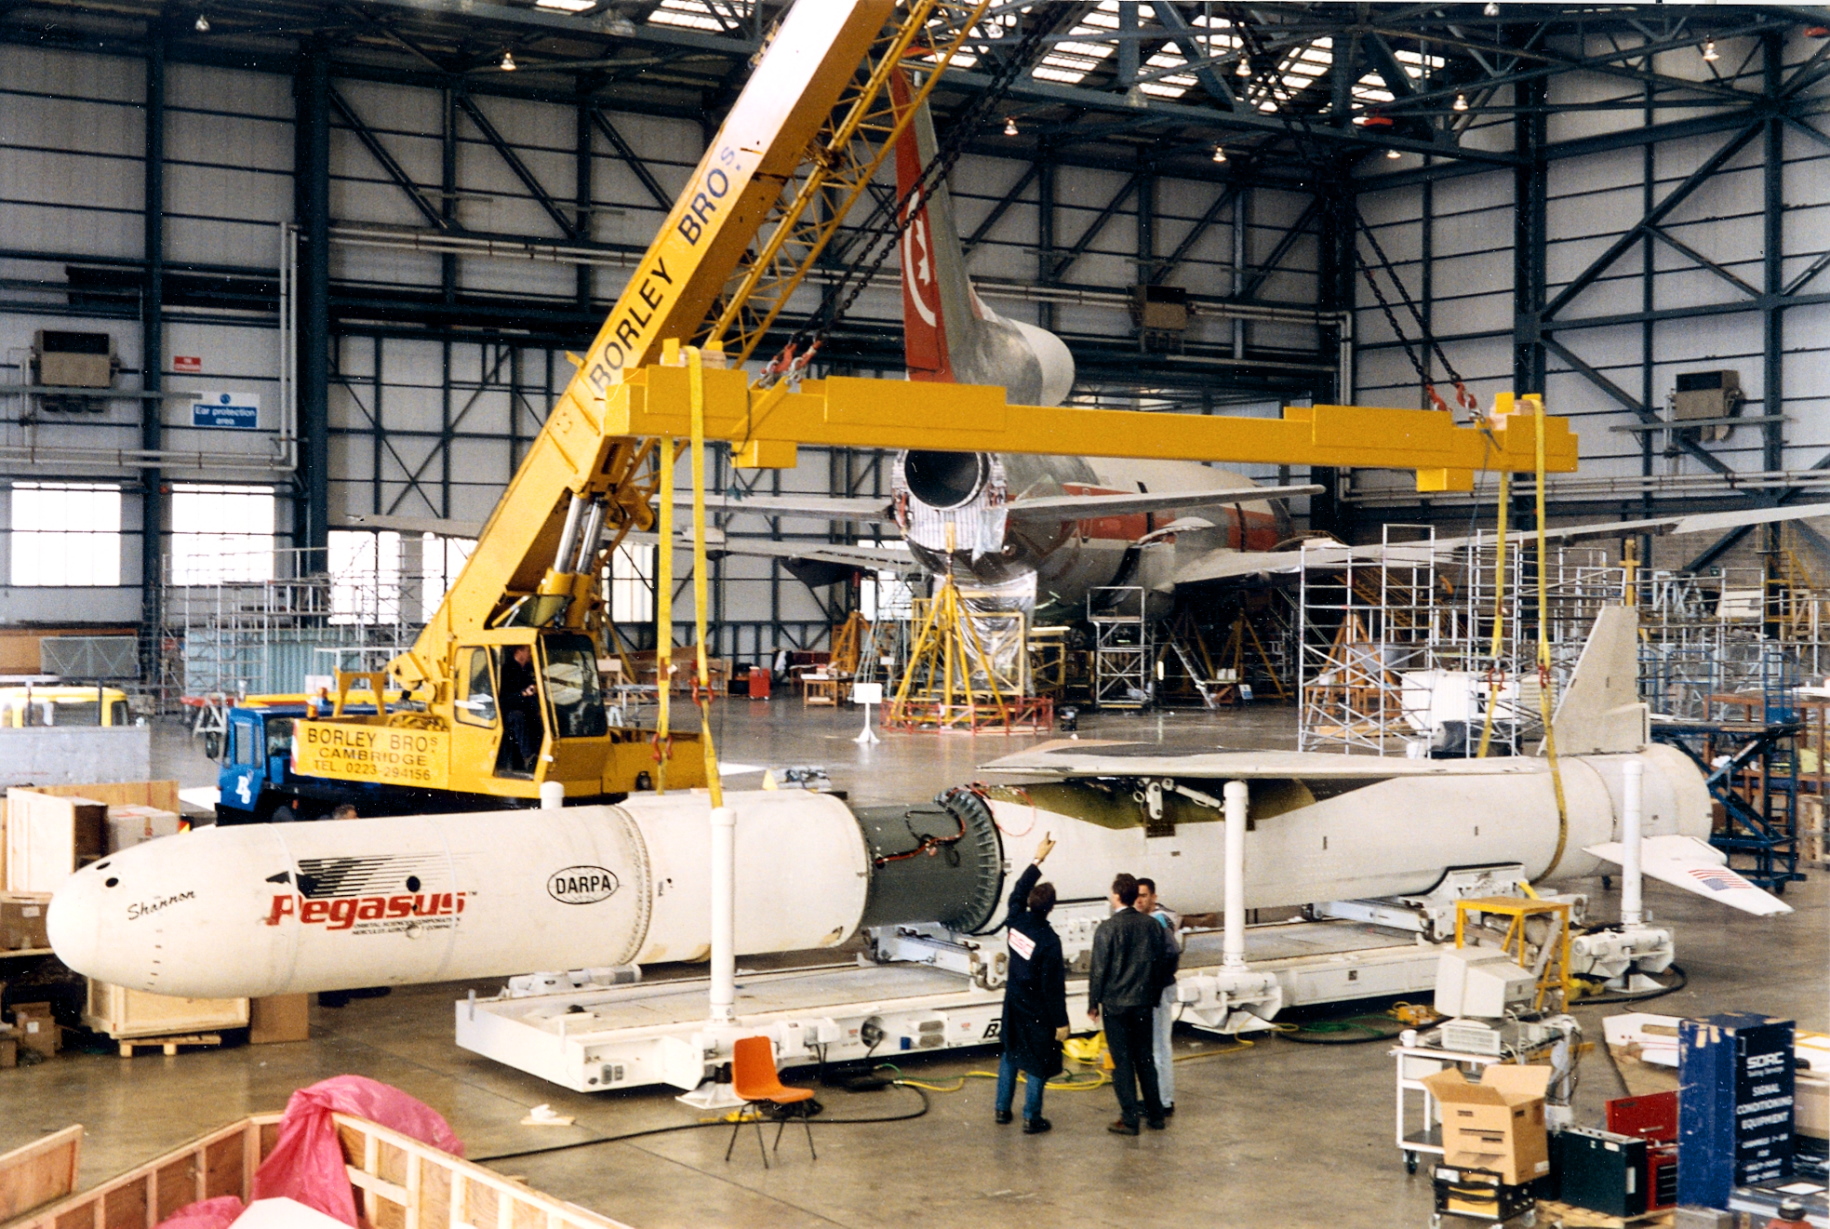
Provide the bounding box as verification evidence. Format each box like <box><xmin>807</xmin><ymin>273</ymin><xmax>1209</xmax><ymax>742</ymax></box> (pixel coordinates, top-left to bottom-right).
<box><xmin>0</xmin><ymin>2</ymin><xmax>1826</xmax><ymax>1227</ymax></box>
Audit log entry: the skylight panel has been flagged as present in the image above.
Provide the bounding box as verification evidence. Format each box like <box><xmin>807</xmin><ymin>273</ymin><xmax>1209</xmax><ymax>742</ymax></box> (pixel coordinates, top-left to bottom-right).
<box><xmin>534</xmin><ymin>0</ymin><xmax>597</xmax><ymax>12</ymax></box>
<box><xmin>649</xmin><ymin>0</ymin><xmax>726</xmax><ymax>32</ymax></box>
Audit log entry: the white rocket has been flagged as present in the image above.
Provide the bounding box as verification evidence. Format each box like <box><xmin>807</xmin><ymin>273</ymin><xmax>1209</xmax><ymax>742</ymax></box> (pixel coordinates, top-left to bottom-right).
<box><xmin>48</xmin><ymin>609</ymin><xmax>1785</xmax><ymax>999</ymax></box>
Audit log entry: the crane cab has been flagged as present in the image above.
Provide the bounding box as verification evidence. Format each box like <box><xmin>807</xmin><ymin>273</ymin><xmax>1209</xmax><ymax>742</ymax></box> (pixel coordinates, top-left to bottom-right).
<box><xmin>279</xmin><ymin>630</ymin><xmax>703</xmax><ymax>807</ymax></box>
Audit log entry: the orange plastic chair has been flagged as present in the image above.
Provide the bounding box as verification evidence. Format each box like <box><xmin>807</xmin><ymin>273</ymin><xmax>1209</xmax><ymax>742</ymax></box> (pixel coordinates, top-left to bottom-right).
<box><xmin>724</xmin><ymin>1035</ymin><xmax>816</xmax><ymax>1167</ymax></box>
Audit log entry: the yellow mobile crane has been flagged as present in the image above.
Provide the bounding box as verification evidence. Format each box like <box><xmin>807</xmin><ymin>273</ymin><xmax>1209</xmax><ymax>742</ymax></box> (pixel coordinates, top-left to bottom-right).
<box><xmin>240</xmin><ymin>0</ymin><xmax>1578</xmax><ymax>819</ymax></box>
<box><xmin>238</xmin><ymin>0</ymin><xmax>985</xmax><ymax>815</ymax></box>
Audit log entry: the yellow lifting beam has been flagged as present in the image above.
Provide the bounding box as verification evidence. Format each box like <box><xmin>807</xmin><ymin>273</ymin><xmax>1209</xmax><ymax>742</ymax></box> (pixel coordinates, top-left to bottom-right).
<box><xmin>586</xmin><ymin>365</ymin><xmax>1580</xmax><ymax>490</ymax></box>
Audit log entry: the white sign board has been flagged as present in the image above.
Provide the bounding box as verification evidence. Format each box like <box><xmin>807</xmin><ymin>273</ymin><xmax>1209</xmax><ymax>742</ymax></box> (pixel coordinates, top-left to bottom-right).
<box><xmin>851</xmin><ymin>683</ymin><xmax>883</xmax><ymax>705</ymax></box>
<box><xmin>191</xmin><ymin>390</ymin><xmax>260</xmax><ymax>429</ymax></box>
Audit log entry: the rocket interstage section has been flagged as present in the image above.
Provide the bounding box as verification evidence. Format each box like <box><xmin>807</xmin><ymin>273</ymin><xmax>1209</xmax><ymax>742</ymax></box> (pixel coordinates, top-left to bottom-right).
<box><xmin>855</xmin><ymin>786</ymin><xmax>1005</xmax><ymax>934</ymax></box>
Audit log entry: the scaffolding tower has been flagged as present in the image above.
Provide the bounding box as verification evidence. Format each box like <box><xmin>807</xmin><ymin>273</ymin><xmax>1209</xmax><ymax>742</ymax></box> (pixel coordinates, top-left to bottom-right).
<box><xmin>1089</xmin><ymin>586</ymin><xmax>1150</xmax><ymax>710</ymax></box>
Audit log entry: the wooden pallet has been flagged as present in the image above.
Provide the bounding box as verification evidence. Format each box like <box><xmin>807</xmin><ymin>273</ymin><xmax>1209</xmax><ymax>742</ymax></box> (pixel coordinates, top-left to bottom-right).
<box><xmin>1539</xmin><ymin>1199</ymin><xmax>1674</xmax><ymax>1228</ymax></box>
<box><xmin>117</xmin><ymin>1032</ymin><xmax>223</xmax><ymax>1057</ymax></box>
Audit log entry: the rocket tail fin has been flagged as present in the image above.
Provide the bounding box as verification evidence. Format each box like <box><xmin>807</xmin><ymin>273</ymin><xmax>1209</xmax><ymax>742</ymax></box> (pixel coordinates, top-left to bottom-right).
<box><xmin>1548</xmin><ymin>605</ymin><xmax>1649</xmax><ymax>755</ymax></box>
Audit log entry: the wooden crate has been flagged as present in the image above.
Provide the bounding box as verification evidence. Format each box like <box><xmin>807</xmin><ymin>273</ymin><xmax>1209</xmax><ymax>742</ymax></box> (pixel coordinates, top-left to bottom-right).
<box><xmin>4</xmin><ymin>791</ymin><xmax>105</xmax><ymax>894</ymax></box>
<box><xmin>2</xmin><ymin>1113</ymin><xmax>636</xmax><ymax>1229</ymax></box>
<box><xmin>83</xmin><ymin>980</ymin><xmax>248</xmax><ymax>1040</ymax></box>
<box><xmin>0</xmin><ymin>1127</ymin><xmax>81</xmax><ymax>1223</ymax></box>
<box><xmin>3</xmin><ymin>782</ymin><xmax>181</xmax><ymax>892</ymax></box>
<box><xmin>26</xmin><ymin>783</ymin><xmax>181</xmax><ymax>812</ymax></box>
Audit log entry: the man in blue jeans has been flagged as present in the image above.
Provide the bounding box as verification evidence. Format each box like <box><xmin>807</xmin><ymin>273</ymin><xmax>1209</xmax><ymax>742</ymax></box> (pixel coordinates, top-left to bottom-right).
<box><xmin>1134</xmin><ymin>877</ymin><xmax>1182</xmax><ymax>1116</ymax></box>
<box><xmin>1087</xmin><ymin>873</ymin><xmax>1172</xmax><ymax>1135</ymax></box>
<box><xmin>994</xmin><ymin>834</ymin><xmax>1068</xmax><ymax>1134</ymax></box>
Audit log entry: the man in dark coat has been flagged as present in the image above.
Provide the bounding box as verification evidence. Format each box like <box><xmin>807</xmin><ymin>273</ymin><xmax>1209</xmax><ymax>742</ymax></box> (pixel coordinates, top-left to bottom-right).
<box><xmin>1087</xmin><ymin>872</ymin><xmax>1172</xmax><ymax>1135</ymax></box>
<box><xmin>994</xmin><ymin>834</ymin><xmax>1068</xmax><ymax>1134</ymax></box>
<box><xmin>499</xmin><ymin>644</ymin><xmax>542</xmax><ymax>773</ymax></box>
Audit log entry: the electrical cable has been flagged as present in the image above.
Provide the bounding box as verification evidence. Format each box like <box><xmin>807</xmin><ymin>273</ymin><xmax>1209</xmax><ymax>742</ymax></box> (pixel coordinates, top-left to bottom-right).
<box><xmin>1276</xmin><ymin>1015</ymin><xmax>1409</xmax><ymax>1046</ymax></box>
<box><xmin>471</xmin><ymin>1084</ymin><xmax>933</xmax><ymax>1164</ymax></box>
<box><xmin>1570</xmin><ymin>962</ymin><xmax>1688</xmax><ymax>1006</ymax></box>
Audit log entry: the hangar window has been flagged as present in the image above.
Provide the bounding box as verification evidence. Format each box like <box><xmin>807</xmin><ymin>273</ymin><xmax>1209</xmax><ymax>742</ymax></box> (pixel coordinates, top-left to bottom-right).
<box><xmin>328</xmin><ymin>530</ymin><xmax>401</xmax><ymax>624</ymax></box>
<box><xmin>608</xmin><ymin>542</ymin><xmax>654</xmax><ymax>626</ymax></box>
<box><xmin>169</xmin><ymin>485</ymin><xmax>275</xmax><ymax>584</ymax></box>
<box><xmin>10</xmin><ymin>482</ymin><xmax>122</xmax><ymax>587</ymax></box>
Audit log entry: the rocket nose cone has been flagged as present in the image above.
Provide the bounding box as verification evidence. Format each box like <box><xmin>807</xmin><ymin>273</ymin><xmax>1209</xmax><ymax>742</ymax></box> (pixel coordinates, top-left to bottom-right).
<box><xmin>47</xmin><ymin>858</ymin><xmax>113</xmax><ymax>981</ymax></box>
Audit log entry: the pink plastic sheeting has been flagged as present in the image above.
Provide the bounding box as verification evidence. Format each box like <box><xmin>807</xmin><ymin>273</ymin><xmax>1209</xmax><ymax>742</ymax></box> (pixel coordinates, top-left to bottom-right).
<box><xmin>153</xmin><ymin>1195</ymin><xmax>246</xmax><ymax>1229</ymax></box>
<box><xmin>251</xmin><ymin>1076</ymin><xmax>464</xmax><ymax>1227</ymax></box>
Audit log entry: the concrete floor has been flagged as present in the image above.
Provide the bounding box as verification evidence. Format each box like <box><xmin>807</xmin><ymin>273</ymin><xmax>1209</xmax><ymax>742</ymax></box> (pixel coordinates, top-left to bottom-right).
<box><xmin>4</xmin><ymin>701</ymin><xmax>1827</xmax><ymax>1229</ymax></box>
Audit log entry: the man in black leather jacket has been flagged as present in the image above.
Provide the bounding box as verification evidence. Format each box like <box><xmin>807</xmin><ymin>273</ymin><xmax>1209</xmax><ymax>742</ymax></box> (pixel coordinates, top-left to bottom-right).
<box><xmin>1086</xmin><ymin>872</ymin><xmax>1171</xmax><ymax>1134</ymax></box>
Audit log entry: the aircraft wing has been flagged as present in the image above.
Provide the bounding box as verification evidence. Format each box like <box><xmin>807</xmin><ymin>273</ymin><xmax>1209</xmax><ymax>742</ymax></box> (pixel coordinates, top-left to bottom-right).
<box><xmin>624</xmin><ymin>531</ymin><xmax>916</xmax><ymax>572</ymax></box>
<box><xmin>1167</xmin><ymin>500</ymin><xmax>1830</xmax><ymax>588</ymax></box>
<box><xmin>1584</xmin><ymin>834</ymin><xmax>1793</xmax><ymax>916</ymax></box>
<box><xmin>1006</xmin><ymin>483</ymin><xmax>1322</xmax><ymax>524</ymax></box>
<box><xmin>979</xmin><ymin>741</ymin><xmax>1551</xmax><ymax>780</ymax></box>
<box><xmin>663</xmin><ymin>491</ymin><xmax>896</xmax><ymax>523</ymax></box>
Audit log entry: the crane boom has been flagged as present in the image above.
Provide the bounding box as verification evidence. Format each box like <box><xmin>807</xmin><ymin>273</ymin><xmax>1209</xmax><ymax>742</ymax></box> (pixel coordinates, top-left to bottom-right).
<box><xmin>275</xmin><ymin>0</ymin><xmax>900</xmax><ymax>809</ymax></box>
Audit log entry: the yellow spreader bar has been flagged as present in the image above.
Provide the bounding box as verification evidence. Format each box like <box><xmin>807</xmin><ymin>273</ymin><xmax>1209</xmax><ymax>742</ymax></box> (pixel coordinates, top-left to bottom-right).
<box><xmin>594</xmin><ymin>366</ymin><xmax>1579</xmax><ymax>492</ymax></box>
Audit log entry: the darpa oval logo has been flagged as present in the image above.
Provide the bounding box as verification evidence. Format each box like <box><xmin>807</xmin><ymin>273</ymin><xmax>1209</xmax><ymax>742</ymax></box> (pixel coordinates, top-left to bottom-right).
<box><xmin>547</xmin><ymin>865</ymin><xmax>619</xmax><ymax>905</ymax></box>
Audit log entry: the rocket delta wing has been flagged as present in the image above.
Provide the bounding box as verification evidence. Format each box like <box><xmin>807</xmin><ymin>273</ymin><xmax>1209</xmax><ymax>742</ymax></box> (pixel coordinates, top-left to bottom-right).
<box><xmin>978</xmin><ymin>743</ymin><xmax>1555</xmax><ymax>779</ymax></box>
<box><xmin>1584</xmin><ymin>834</ymin><xmax>1793</xmax><ymax>916</ymax></box>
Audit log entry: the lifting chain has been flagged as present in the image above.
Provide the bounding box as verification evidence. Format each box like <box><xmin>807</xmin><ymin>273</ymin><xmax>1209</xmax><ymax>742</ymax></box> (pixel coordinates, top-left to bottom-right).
<box><xmin>768</xmin><ymin>5</ymin><xmax>1079</xmax><ymax>377</ymax></box>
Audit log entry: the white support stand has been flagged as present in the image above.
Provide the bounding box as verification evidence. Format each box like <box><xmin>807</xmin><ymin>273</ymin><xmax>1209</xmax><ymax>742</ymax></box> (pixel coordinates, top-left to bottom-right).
<box><xmin>852</xmin><ymin>682</ymin><xmax>882</xmax><ymax>744</ymax></box>
<box><xmin>1621</xmin><ymin>759</ymin><xmax>1644</xmax><ymax>926</ymax></box>
<box><xmin>709</xmin><ymin>804</ymin><xmax>736</xmax><ymax>1022</ymax></box>
<box><xmin>678</xmin><ymin>802</ymin><xmax>745</xmax><ymax>1110</ymax></box>
<box><xmin>1223</xmin><ymin>780</ymin><xmax>1248</xmax><ymax>969</ymax></box>
<box><xmin>538</xmin><ymin>781</ymin><xmax>565</xmax><ymax>810</ymax></box>
<box><xmin>1566</xmin><ymin>756</ymin><xmax>1674</xmax><ymax>993</ymax></box>
<box><xmin>1174</xmin><ymin>780</ymin><xmax>1282</xmax><ymax>1034</ymax></box>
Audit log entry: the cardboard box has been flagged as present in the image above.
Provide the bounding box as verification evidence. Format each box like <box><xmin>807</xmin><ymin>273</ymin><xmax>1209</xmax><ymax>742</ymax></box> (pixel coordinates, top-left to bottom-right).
<box><xmin>1421</xmin><ymin>1063</ymin><xmax>1552</xmax><ymax>1185</ymax></box>
<box><xmin>249</xmin><ymin>995</ymin><xmax>310</xmax><ymax>1045</ymax></box>
<box><xmin>104</xmin><ymin>805</ymin><xmax>180</xmax><ymax>853</ymax></box>
<box><xmin>0</xmin><ymin>1034</ymin><xmax>14</xmax><ymax>1068</ymax></box>
<box><xmin>0</xmin><ymin>893</ymin><xmax>50</xmax><ymax>950</ymax></box>
<box><xmin>11</xmin><ymin>1002</ymin><xmax>59</xmax><ymax>1056</ymax></box>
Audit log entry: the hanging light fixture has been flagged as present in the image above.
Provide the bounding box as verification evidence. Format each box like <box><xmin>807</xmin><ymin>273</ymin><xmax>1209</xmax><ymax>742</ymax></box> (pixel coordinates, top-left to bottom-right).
<box><xmin>500</xmin><ymin>50</ymin><xmax>518</xmax><ymax>71</ymax></box>
<box><xmin>1236</xmin><ymin>56</ymin><xmax>1252</xmax><ymax>78</ymax></box>
<box><xmin>1003</xmin><ymin>115</ymin><xmax>1019</xmax><ymax>136</ymax></box>
<box><xmin>1452</xmin><ymin>93</ymin><xmax>1469</xmax><ymax>112</ymax></box>
<box><xmin>194</xmin><ymin>11</ymin><xmax>210</xmax><ymax>31</ymax></box>
<box><xmin>1483</xmin><ymin>2</ymin><xmax>1499</xmax><ymax>15</ymax></box>
<box><xmin>1386</xmin><ymin>148</ymin><xmax>1402</xmax><ymax>160</ymax></box>
<box><xmin>1212</xmin><ymin>145</ymin><xmax>1227</xmax><ymax>163</ymax></box>
<box><xmin>1701</xmin><ymin>38</ymin><xmax>1719</xmax><ymax>62</ymax></box>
